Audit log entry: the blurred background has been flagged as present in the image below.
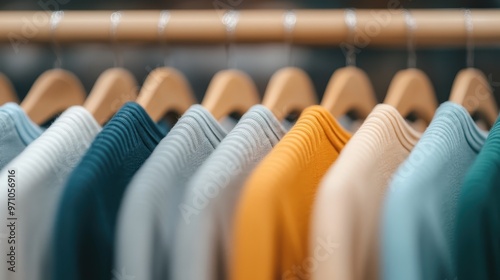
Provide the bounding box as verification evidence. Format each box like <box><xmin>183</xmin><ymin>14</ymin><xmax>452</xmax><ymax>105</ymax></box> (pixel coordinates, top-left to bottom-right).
<box><xmin>1</xmin><ymin>0</ymin><xmax>500</xmax><ymax>104</ymax></box>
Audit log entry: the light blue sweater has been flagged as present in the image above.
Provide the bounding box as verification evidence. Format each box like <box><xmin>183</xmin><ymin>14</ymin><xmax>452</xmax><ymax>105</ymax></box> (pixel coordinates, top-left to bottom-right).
<box><xmin>0</xmin><ymin>102</ymin><xmax>43</xmax><ymax>169</ymax></box>
<box><xmin>381</xmin><ymin>101</ymin><xmax>488</xmax><ymax>280</ymax></box>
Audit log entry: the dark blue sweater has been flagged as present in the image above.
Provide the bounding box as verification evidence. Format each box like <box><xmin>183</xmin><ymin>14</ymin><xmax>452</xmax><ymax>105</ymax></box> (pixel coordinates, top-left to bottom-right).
<box><xmin>53</xmin><ymin>102</ymin><xmax>165</xmax><ymax>280</ymax></box>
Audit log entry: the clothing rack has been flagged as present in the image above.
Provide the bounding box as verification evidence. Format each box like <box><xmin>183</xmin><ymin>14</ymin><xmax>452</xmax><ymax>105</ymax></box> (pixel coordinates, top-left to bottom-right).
<box><xmin>1</xmin><ymin>9</ymin><xmax>500</xmax><ymax>47</ymax></box>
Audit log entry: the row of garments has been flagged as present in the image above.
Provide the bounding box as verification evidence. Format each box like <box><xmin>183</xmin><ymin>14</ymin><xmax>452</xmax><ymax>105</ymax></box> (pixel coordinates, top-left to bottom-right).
<box><xmin>0</xmin><ymin>96</ymin><xmax>498</xmax><ymax>280</ymax></box>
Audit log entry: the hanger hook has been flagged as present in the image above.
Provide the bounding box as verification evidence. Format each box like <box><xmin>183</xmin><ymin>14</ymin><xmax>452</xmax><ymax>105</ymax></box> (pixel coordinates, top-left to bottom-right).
<box><xmin>222</xmin><ymin>10</ymin><xmax>239</xmax><ymax>69</ymax></box>
<box><xmin>50</xmin><ymin>10</ymin><xmax>64</xmax><ymax>69</ymax></box>
<box><xmin>110</xmin><ymin>11</ymin><xmax>123</xmax><ymax>68</ymax></box>
<box><xmin>403</xmin><ymin>10</ymin><xmax>417</xmax><ymax>68</ymax></box>
<box><xmin>464</xmin><ymin>9</ymin><xmax>474</xmax><ymax>68</ymax></box>
<box><xmin>344</xmin><ymin>9</ymin><xmax>357</xmax><ymax>67</ymax></box>
<box><xmin>158</xmin><ymin>10</ymin><xmax>170</xmax><ymax>67</ymax></box>
<box><xmin>283</xmin><ymin>10</ymin><xmax>296</xmax><ymax>67</ymax></box>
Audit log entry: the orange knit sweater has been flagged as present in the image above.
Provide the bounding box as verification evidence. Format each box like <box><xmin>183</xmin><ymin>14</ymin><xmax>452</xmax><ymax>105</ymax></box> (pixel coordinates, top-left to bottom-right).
<box><xmin>231</xmin><ymin>105</ymin><xmax>351</xmax><ymax>280</ymax></box>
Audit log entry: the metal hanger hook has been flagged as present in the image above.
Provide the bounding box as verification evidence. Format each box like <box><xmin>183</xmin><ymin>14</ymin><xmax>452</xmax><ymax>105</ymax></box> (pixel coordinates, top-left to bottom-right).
<box><xmin>404</xmin><ymin>10</ymin><xmax>417</xmax><ymax>68</ymax></box>
<box><xmin>464</xmin><ymin>9</ymin><xmax>474</xmax><ymax>68</ymax></box>
<box><xmin>344</xmin><ymin>9</ymin><xmax>357</xmax><ymax>67</ymax></box>
<box><xmin>110</xmin><ymin>11</ymin><xmax>123</xmax><ymax>68</ymax></box>
<box><xmin>158</xmin><ymin>10</ymin><xmax>170</xmax><ymax>67</ymax></box>
<box><xmin>283</xmin><ymin>10</ymin><xmax>296</xmax><ymax>66</ymax></box>
<box><xmin>222</xmin><ymin>10</ymin><xmax>239</xmax><ymax>69</ymax></box>
<box><xmin>50</xmin><ymin>10</ymin><xmax>64</xmax><ymax>69</ymax></box>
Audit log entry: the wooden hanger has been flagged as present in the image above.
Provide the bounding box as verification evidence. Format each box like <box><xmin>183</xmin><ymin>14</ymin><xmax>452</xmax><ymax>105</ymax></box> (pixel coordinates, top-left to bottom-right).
<box><xmin>82</xmin><ymin>11</ymin><xmax>139</xmax><ymax>125</ymax></box>
<box><xmin>136</xmin><ymin>67</ymin><xmax>196</xmax><ymax>122</ymax></box>
<box><xmin>84</xmin><ymin>68</ymin><xmax>138</xmax><ymax>125</ymax></box>
<box><xmin>449</xmin><ymin>10</ymin><xmax>499</xmax><ymax>128</ymax></box>
<box><xmin>135</xmin><ymin>10</ymin><xmax>195</xmax><ymax>122</ymax></box>
<box><xmin>321</xmin><ymin>10</ymin><xmax>376</xmax><ymax>120</ymax></box>
<box><xmin>384</xmin><ymin>68</ymin><xmax>437</xmax><ymax>125</ymax></box>
<box><xmin>0</xmin><ymin>73</ymin><xmax>18</xmax><ymax>105</ymax></box>
<box><xmin>20</xmin><ymin>11</ymin><xmax>86</xmax><ymax>125</ymax></box>
<box><xmin>383</xmin><ymin>10</ymin><xmax>437</xmax><ymax>127</ymax></box>
<box><xmin>449</xmin><ymin>68</ymin><xmax>498</xmax><ymax>127</ymax></box>
<box><xmin>261</xmin><ymin>11</ymin><xmax>316</xmax><ymax>121</ymax></box>
<box><xmin>201</xmin><ymin>11</ymin><xmax>259</xmax><ymax>120</ymax></box>
<box><xmin>321</xmin><ymin>66</ymin><xmax>377</xmax><ymax>119</ymax></box>
<box><xmin>261</xmin><ymin>67</ymin><xmax>317</xmax><ymax>121</ymax></box>
<box><xmin>201</xmin><ymin>69</ymin><xmax>259</xmax><ymax>120</ymax></box>
<box><xmin>21</xmin><ymin>69</ymin><xmax>86</xmax><ymax>125</ymax></box>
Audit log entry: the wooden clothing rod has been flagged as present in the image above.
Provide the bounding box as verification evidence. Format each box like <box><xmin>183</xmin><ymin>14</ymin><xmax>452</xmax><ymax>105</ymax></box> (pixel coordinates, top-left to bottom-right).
<box><xmin>1</xmin><ymin>9</ymin><xmax>500</xmax><ymax>47</ymax></box>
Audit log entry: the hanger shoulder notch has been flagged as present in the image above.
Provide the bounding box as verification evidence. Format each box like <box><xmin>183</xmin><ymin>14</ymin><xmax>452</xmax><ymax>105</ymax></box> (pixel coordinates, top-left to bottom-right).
<box><xmin>385</xmin><ymin>68</ymin><xmax>437</xmax><ymax>124</ymax></box>
<box><xmin>0</xmin><ymin>73</ymin><xmax>18</xmax><ymax>105</ymax></box>
<box><xmin>262</xmin><ymin>67</ymin><xmax>317</xmax><ymax>121</ymax></box>
<box><xmin>22</xmin><ymin>69</ymin><xmax>86</xmax><ymax>125</ymax></box>
<box><xmin>202</xmin><ymin>69</ymin><xmax>259</xmax><ymax>120</ymax></box>
<box><xmin>84</xmin><ymin>68</ymin><xmax>139</xmax><ymax>125</ymax></box>
<box><xmin>450</xmin><ymin>68</ymin><xmax>498</xmax><ymax>127</ymax></box>
<box><xmin>136</xmin><ymin>67</ymin><xmax>196</xmax><ymax>122</ymax></box>
<box><xmin>322</xmin><ymin>66</ymin><xmax>377</xmax><ymax>119</ymax></box>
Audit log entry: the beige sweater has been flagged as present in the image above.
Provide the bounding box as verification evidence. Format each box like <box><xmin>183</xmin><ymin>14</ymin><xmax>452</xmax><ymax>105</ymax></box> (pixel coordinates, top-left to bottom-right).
<box><xmin>310</xmin><ymin>104</ymin><xmax>421</xmax><ymax>280</ymax></box>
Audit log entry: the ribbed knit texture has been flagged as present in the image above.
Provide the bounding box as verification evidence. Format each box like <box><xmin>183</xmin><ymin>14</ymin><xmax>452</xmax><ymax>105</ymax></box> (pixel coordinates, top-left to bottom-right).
<box><xmin>382</xmin><ymin>101</ymin><xmax>488</xmax><ymax>280</ymax></box>
<box><xmin>231</xmin><ymin>105</ymin><xmax>351</xmax><ymax>280</ymax></box>
<box><xmin>114</xmin><ymin>104</ymin><xmax>227</xmax><ymax>280</ymax></box>
<box><xmin>311</xmin><ymin>104</ymin><xmax>421</xmax><ymax>280</ymax></box>
<box><xmin>0</xmin><ymin>106</ymin><xmax>101</xmax><ymax>280</ymax></box>
<box><xmin>455</xmin><ymin>115</ymin><xmax>500</xmax><ymax>279</ymax></box>
<box><xmin>172</xmin><ymin>105</ymin><xmax>287</xmax><ymax>280</ymax></box>
<box><xmin>53</xmin><ymin>102</ymin><xmax>165</xmax><ymax>280</ymax></box>
<box><xmin>0</xmin><ymin>102</ymin><xmax>43</xmax><ymax>169</ymax></box>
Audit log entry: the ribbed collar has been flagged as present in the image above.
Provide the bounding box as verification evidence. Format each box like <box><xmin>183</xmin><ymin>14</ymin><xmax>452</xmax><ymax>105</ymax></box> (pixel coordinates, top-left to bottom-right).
<box><xmin>14</xmin><ymin>106</ymin><xmax>101</xmax><ymax>177</ymax></box>
<box><xmin>81</xmin><ymin>102</ymin><xmax>165</xmax><ymax>176</ymax></box>
<box><xmin>0</xmin><ymin>102</ymin><xmax>44</xmax><ymax>144</ymax></box>
<box><xmin>432</xmin><ymin>102</ymin><xmax>488</xmax><ymax>153</ymax></box>
<box><xmin>365</xmin><ymin>104</ymin><xmax>422</xmax><ymax>152</ymax></box>
<box><xmin>273</xmin><ymin>105</ymin><xmax>351</xmax><ymax>169</ymax></box>
<box><xmin>239</xmin><ymin>105</ymin><xmax>287</xmax><ymax>144</ymax></box>
<box><xmin>154</xmin><ymin>104</ymin><xmax>227</xmax><ymax>156</ymax></box>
